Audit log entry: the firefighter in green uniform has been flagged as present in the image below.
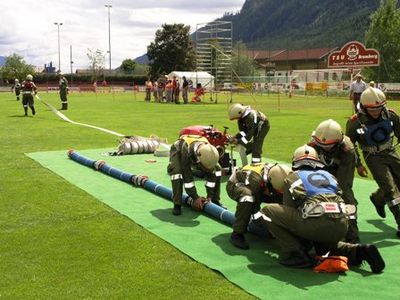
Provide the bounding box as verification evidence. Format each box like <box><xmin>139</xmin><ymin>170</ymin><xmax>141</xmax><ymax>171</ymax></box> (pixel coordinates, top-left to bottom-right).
<box><xmin>58</xmin><ymin>73</ymin><xmax>69</xmax><ymax>110</ymax></box>
<box><xmin>12</xmin><ymin>79</ymin><xmax>21</xmax><ymax>101</ymax></box>
<box><xmin>251</xmin><ymin>145</ymin><xmax>385</xmax><ymax>273</ymax></box>
<box><xmin>226</xmin><ymin>163</ymin><xmax>292</xmax><ymax>249</ymax></box>
<box><xmin>346</xmin><ymin>87</ymin><xmax>400</xmax><ymax>237</ymax></box>
<box><xmin>167</xmin><ymin>135</ymin><xmax>223</xmax><ymax>216</ymax></box>
<box><xmin>228</xmin><ymin>104</ymin><xmax>270</xmax><ymax>165</ymax></box>
<box><xmin>21</xmin><ymin>74</ymin><xmax>37</xmax><ymax>116</ymax></box>
<box><xmin>309</xmin><ymin>119</ymin><xmax>360</xmax><ymax>243</ymax></box>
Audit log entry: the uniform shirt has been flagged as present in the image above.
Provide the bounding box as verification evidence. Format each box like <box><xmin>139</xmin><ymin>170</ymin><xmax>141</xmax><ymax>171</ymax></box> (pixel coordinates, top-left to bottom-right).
<box><xmin>308</xmin><ymin>136</ymin><xmax>358</xmax><ymax>205</ymax></box>
<box><xmin>282</xmin><ymin>170</ymin><xmax>344</xmax><ymax>213</ymax></box>
<box><xmin>21</xmin><ymin>80</ymin><xmax>37</xmax><ymax>93</ymax></box>
<box><xmin>59</xmin><ymin>77</ymin><xmax>69</xmax><ymax>92</ymax></box>
<box><xmin>235</xmin><ymin>108</ymin><xmax>268</xmax><ymax>146</ymax></box>
<box><xmin>346</xmin><ymin>108</ymin><xmax>400</xmax><ymax>156</ymax></box>
<box><xmin>230</xmin><ymin>166</ymin><xmax>282</xmax><ymax>203</ymax></box>
<box><xmin>350</xmin><ymin>80</ymin><xmax>367</xmax><ymax>94</ymax></box>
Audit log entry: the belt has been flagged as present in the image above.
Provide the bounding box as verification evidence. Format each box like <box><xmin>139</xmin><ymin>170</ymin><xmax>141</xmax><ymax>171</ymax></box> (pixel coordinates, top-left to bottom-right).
<box><xmin>301</xmin><ymin>202</ymin><xmax>355</xmax><ymax>219</ymax></box>
<box><xmin>360</xmin><ymin>139</ymin><xmax>393</xmax><ymax>153</ymax></box>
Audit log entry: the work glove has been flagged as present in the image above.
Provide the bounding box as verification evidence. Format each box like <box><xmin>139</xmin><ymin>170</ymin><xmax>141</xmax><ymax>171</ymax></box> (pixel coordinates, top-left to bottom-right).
<box><xmin>192</xmin><ymin>196</ymin><xmax>209</xmax><ymax>211</ymax></box>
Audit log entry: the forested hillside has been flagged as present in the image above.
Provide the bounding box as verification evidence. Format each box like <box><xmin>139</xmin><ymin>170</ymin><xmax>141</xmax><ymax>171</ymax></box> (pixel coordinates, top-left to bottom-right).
<box><xmin>220</xmin><ymin>0</ymin><xmax>381</xmax><ymax>49</ymax></box>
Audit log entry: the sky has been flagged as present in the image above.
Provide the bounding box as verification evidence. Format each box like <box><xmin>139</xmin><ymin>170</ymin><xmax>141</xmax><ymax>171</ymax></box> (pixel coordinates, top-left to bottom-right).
<box><xmin>0</xmin><ymin>0</ymin><xmax>245</xmax><ymax>72</ymax></box>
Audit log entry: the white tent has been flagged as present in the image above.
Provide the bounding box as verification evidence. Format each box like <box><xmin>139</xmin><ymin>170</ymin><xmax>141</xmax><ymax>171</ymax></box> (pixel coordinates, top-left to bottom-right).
<box><xmin>167</xmin><ymin>71</ymin><xmax>215</xmax><ymax>89</ymax></box>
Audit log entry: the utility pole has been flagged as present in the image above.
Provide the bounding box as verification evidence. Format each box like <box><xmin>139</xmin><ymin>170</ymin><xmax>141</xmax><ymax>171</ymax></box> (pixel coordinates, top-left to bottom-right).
<box><xmin>105</xmin><ymin>4</ymin><xmax>112</xmax><ymax>74</ymax></box>
<box><xmin>70</xmin><ymin>45</ymin><xmax>73</xmax><ymax>86</ymax></box>
<box><xmin>54</xmin><ymin>22</ymin><xmax>63</xmax><ymax>72</ymax></box>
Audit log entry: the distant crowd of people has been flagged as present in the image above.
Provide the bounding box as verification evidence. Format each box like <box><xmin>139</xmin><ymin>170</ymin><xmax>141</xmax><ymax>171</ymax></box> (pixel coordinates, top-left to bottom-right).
<box><xmin>144</xmin><ymin>75</ymin><xmax>205</xmax><ymax>104</ymax></box>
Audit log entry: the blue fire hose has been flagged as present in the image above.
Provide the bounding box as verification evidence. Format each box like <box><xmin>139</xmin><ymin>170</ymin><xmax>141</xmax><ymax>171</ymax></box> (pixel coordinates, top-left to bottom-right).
<box><xmin>67</xmin><ymin>150</ymin><xmax>267</xmax><ymax>236</ymax></box>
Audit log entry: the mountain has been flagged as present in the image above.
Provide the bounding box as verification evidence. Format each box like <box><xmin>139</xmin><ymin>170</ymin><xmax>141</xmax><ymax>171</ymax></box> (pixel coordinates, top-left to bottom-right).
<box><xmin>219</xmin><ymin>0</ymin><xmax>380</xmax><ymax>49</ymax></box>
<box><xmin>0</xmin><ymin>56</ymin><xmax>6</xmax><ymax>66</ymax></box>
<box><xmin>134</xmin><ymin>53</ymin><xmax>149</xmax><ymax>64</ymax></box>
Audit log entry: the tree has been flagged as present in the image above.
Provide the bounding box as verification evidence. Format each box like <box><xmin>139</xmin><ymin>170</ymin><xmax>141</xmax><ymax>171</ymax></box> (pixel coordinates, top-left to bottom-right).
<box><xmin>87</xmin><ymin>48</ymin><xmax>105</xmax><ymax>81</ymax></box>
<box><xmin>232</xmin><ymin>42</ymin><xmax>257</xmax><ymax>77</ymax></box>
<box><xmin>364</xmin><ymin>0</ymin><xmax>400</xmax><ymax>82</ymax></box>
<box><xmin>0</xmin><ymin>53</ymin><xmax>35</xmax><ymax>82</ymax></box>
<box><xmin>147</xmin><ymin>23</ymin><xmax>196</xmax><ymax>78</ymax></box>
<box><xmin>119</xmin><ymin>59</ymin><xmax>136</xmax><ymax>74</ymax></box>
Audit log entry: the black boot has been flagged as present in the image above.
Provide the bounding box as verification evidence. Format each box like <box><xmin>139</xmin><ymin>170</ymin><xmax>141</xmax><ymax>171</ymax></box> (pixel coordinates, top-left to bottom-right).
<box><xmin>397</xmin><ymin>228</ymin><xmax>400</xmax><ymax>238</ymax></box>
<box><xmin>279</xmin><ymin>250</ymin><xmax>314</xmax><ymax>268</ymax></box>
<box><xmin>356</xmin><ymin>244</ymin><xmax>385</xmax><ymax>274</ymax></box>
<box><xmin>31</xmin><ymin>106</ymin><xmax>35</xmax><ymax>115</ymax></box>
<box><xmin>370</xmin><ymin>195</ymin><xmax>386</xmax><ymax>218</ymax></box>
<box><xmin>230</xmin><ymin>232</ymin><xmax>249</xmax><ymax>250</ymax></box>
<box><xmin>172</xmin><ymin>204</ymin><xmax>181</xmax><ymax>216</ymax></box>
<box><xmin>24</xmin><ymin>107</ymin><xmax>28</xmax><ymax>116</ymax></box>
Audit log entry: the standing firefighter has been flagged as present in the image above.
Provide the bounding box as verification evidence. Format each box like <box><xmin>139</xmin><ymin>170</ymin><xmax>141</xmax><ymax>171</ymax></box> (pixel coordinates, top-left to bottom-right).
<box><xmin>226</xmin><ymin>163</ymin><xmax>292</xmax><ymax>249</ymax></box>
<box><xmin>309</xmin><ymin>119</ymin><xmax>360</xmax><ymax>243</ymax></box>
<box><xmin>346</xmin><ymin>87</ymin><xmax>400</xmax><ymax>237</ymax></box>
<box><xmin>251</xmin><ymin>145</ymin><xmax>385</xmax><ymax>273</ymax></box>
<box><xmin>12</xmin><ymin>79</ymin><xmax>21</xmax><ymax>101</ymax></box>
<box><xmin>228</xmin><ymin>104</ymin><xmax>270</xmax><ymax>165</ymax></box>
<box><xmin>58</xmin><ymin>73</ymin><xmax>69</xmax><ymax>110</ymax></box>
<box><xmin>21</xmin><ymin>74</ymin><xmax>37</xmax><ymax>116</ymax></box>
<box><xmin>167</xmin><ymin>135</ymin><xmax>223</xmax><ymax>216</ymax></box>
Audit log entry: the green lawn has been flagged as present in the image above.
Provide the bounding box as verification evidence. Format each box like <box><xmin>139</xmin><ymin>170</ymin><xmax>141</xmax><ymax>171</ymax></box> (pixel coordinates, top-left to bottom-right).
<box><xmin>1</xmin><ymin>90</ymin><xmax>399</xmax><ymax>299</ymax></box>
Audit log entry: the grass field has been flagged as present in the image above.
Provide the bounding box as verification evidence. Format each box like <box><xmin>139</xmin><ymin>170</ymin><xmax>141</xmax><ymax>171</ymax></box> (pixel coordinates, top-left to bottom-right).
<box><xmin>1</xmin><ymin>90</ymin><xmax>399</xmax><ymax>299</ymax></box>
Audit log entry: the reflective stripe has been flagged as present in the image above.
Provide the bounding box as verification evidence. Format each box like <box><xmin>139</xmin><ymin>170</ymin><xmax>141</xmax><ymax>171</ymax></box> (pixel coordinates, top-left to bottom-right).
<box><xmin>253</xmin><ymin>112</ymin><xmax>257</xmax><ymax>124</ymax></box>
<box><xmin>388</xmin><ymin>197</ymin><xmax>400</xmax><ymax>207</ymax></box>
<box><xmin>252</xmin><ymin>157</ymin><xmax>261</xmax><ymax>163</ymax></box>
<box><xmin>239</xmin><ymin>131</ymin><xmax>246</xmax><ymax>137</ymax></box>
<box><xmin>239</xmin><ymin>195</ymin><xmax>254</xmax><ymax>203</ymax></box>
<box><xmin>205</xmin><ymin>181</ymin><xmax>216</xmax><ymax>188</ymax></box>
<box><xmin>348</xmin><ymin>215</ymin><xmax>357</xmax><ymax>220</ymax></box>
<box><xmin>184</xmin><ymin>182</ymin><xmax>195</xmax><ymax>188</ymax></box>
<box><xmin>252</xmin><ymin>211</ymin><xmax>272</xmax><ymax>222</ymax></box>
<box><xmin>241</xmin><ymin>136</ymin><xmax>249</xmax><ymax>144</ymax></box>
<box><xmin>215</xmin><ymin>171</ymin><xmax>222</xmax><ymax>177</ymax></box>
<box><xmin>289</xmin><ymin>179</ymin><xmax>302</xmax><ymax>194</ymax></box>
<box><xmin>61</xmin><ymin>101</ymin><xmax>68</xmax><ymax>103</ymax></box>
<box><xmin>23</xmin><ymin>91</ymin><xmax>33</xmax><ymax>94</ymax></box>
<box><xmin>170</xmin><ymin>174</ymin><xmax>182</xmax><ymax>180</ymax></box>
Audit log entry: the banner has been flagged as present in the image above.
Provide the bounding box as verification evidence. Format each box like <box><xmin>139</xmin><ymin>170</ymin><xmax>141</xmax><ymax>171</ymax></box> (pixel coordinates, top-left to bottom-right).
<box><xmin>328</xmin><ymin>41</ymin><xmax>380</xmax><ymax>68</ymax></box>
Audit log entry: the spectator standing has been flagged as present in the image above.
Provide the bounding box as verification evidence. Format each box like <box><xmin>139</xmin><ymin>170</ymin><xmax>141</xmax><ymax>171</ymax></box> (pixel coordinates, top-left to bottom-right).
<box><xmin>349</xmin><ymin>73</ymin><xmax>367</xmax><ymax>113</ymax></box>
<box><xmin>182</xmin><ymin>76</ymin><xmax>189</xmax><ymax>104</ymax></box>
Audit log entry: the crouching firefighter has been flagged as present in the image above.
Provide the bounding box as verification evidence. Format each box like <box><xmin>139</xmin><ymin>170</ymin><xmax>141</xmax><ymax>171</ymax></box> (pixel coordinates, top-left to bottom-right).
<box><xmin>226</xmin><ymin>162</ymin><xmax>292</xmax><ymax>249</ymax></box>
<box><xmin>167</xmin><ymin>135</ymin><xmax>224</xmax><ymax>216</ymax></box>
<box><xmin>228</xmin><ymin>104</ymin><xmax>270</xmax><ymax>166</ymax></box>
<box><xmin>309</xmin><ymin>119</ymin><xmax>360</xmax><ymax>243</ymax></box>
<box><xmin>251</xmin><ymin>145</ymin><xmax>385</xmax><ymax>274</ymax></box>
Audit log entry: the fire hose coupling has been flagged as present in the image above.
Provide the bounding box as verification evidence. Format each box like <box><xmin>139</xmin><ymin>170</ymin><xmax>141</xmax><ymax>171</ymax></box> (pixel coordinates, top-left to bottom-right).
<box><xmin>131</xmin><ymin>175</ymin><xmax>149</xmax><ymax>186</ymax></box>
<box><xmin>93</xmin><ymin>160</ymin><xmax>106</xmax><ymax>170</ymax></box>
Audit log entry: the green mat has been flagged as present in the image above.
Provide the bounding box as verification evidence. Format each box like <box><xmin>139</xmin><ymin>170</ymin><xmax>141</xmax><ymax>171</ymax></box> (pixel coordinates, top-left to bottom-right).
<box><xmin>27</xmin><ymin>149</ymin><xmax>400</xmax><ymax>300</ymax></box>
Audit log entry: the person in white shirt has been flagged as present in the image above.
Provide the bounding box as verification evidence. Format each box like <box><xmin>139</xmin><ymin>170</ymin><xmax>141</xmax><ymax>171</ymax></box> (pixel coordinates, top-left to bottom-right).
<box><xmin>349</xmin><ymin>73</ymin><xmax>367</xmax><ymax>113</ymax></box>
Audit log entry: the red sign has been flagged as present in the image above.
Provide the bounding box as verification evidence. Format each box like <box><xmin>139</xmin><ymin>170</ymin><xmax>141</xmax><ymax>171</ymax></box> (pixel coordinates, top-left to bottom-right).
<box><xmin>328</xmin><ymin>41</ymin><xmax>380</xmax><ymax>68</ymax></box>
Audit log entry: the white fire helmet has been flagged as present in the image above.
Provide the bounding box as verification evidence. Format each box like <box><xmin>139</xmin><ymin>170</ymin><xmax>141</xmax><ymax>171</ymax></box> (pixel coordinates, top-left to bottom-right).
<box><xmin>292</xmin><ymin>144</ymin><xmax>323</xmax><ymax>169</ymax></box>
<box><xmin>360</xmin><ymin>87</ymin><xmax>386</xmax><ymax>111</ymax></box>
<box><xmin>266</xmin><ymin>164</ymin><xmax>292</xmax><ymax>193</ymax></box>
<box><xmin>15</xmin><ymin>78</ymin><xmax>19</xmax><ymax>83</ymax></box>
<box><xmin>312</xmin><ymin>119</ymin><xmax>343</xmax><ymax>148</ymax></box>
<box><xmin>228</xmin><ymin>103</ymin><xmax>249</xmax><ymax>120</ymax></box>
<box><xmin>26</xmin><ymin>74</ymin><xmax>33</xmax><ymax>81</ymax></box>
<box><xmin>197</xmin><ymin>143</ymin><xmax>219</xmax><ymax>170</ymax></box>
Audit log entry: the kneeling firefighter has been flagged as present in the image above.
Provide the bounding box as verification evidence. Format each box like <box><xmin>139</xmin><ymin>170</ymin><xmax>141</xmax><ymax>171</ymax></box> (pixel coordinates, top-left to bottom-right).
<box><xmin>251</xmin><ymin>145</ymin><xmax>385</xmax><ymax>273</ymax></box>
<box><xmin>167</xmin><ymin>135</ymin><xmax>224</xmax><ymax>216</ymax></box>
<box><xmin>309</xmin><ymin>119</ymin><xmax>360</xmax><ymax>243</ymax></box>
<box><xmin>226</xmin><ymin>163</ymin><xmax>292</xmax><ymax>249</ymax></box>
